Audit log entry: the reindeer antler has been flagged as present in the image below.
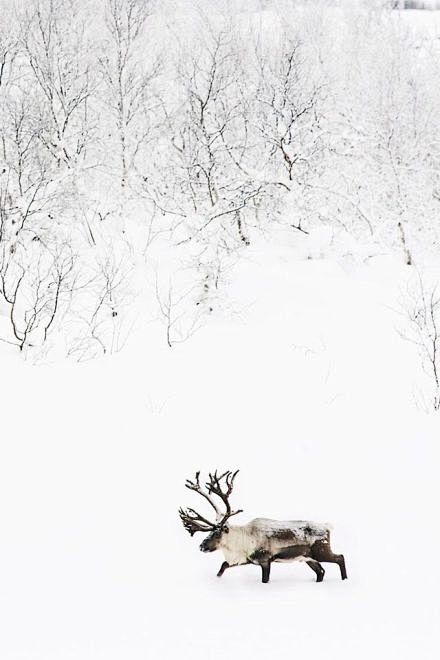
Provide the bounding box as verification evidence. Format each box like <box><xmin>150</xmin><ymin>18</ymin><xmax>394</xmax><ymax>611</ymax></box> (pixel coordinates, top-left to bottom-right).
<box><xmin>184</xmin><ymin>471</ymin><xmax>221</xmax><ymax>516</ymax></box>
<box><xmin>178</xmin><ymin>506</ymin><xmax>217</xmax><ymax>536</ymax></box>
<box><xmin>206</xmin><ymin>470</ymin><xmax>243</xmax><ymax>527</ymax></box>
<box><xmin>179</xmin><ymin>469</ymin><xmax>243</xmax><ymax>535</ymax></box>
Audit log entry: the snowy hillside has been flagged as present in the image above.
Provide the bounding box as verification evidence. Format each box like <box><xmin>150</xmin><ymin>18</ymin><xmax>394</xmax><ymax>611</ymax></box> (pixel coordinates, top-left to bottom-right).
<box><xmin>1</xmin><ymin>1</ymin><xmax>440</xmax><ymax>659</ymax></box>
<box><xmin>1</xmin><ymin>230</ymin><xmax>439</xmax><ymax>659</ymax></box>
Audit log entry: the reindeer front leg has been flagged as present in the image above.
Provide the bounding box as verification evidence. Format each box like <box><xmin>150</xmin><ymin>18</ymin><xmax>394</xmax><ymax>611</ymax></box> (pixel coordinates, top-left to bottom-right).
<box><xmin>249</xmin><ymin>549</ymin><xmax>272</xmax><ymax>583</ymax></box>
<box><xmin>261</xmin><ymin>562</ymin><xmax>271</xmax><ymax>583</ymax></box>
<box><xmin>217</xmin><ymin>560</ymin><xmax>250</xmax><ymax>577</ymax></box>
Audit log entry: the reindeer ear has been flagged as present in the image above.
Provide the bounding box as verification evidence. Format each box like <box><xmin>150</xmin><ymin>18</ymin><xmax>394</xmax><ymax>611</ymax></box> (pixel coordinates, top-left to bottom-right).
<box><xmin>223</xmin><ymin>526</ymin><xmax>230</xmax><ymax>534</ymax></box>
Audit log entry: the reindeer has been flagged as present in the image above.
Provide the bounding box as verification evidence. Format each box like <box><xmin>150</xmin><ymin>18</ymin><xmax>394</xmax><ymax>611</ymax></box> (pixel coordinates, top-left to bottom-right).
<box><xmin>179</xmin><ymin>470</ymin><xmax>347</xmax><ymax>584</ymax></box>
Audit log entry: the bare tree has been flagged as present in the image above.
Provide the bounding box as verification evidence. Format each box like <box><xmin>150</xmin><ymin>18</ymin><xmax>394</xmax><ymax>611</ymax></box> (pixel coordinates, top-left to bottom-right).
<box><xmin>151</xmin><ymin>18</ymin><xmax>263</xmax><ymax>249</ymax></box>
<box><xmin>99</xmin><ymin>0</ymin><xmax>161</xmax><ymax>229</ymax></box>
<box><xmin>14</xmin><ymin>0</ymin><xmax>104</xmax><ymax>250</ymax></box>
<box><xmin>324</xmin><ymin>10</ymin><xmax>440</xmax><ymax>257</ymax></box>
<box><xmin>20</xmin><ymin>0</ymin><xmax>97</xmax><ymax>172</ymax></box>
<box><xmin>251</xmin><ymin>31</ymin><xmax>325</xmax><ymax>234</ymax></box>
<box><xmin>155</xmin><ymin>271</ymin><xmax>206</xmax><ymax>348</ymax></box>
<box><xmin>0</xmin><ymin>14</ymin><xmax>17</xmax><ymax>92</ymax></box>
<box><xmin>0</xmin><ymin>235</ymin><xmax>76</xmax><ymax>351</ymax></box>
<box><xmin>66</xmin><ymin>249</ymin><xmax>134</xmax><ymax>361</ymax></box>
<box><xmin>400</xmin><ymin>273</ymin><xmax>440</xmax><ymax>411</ymax></box>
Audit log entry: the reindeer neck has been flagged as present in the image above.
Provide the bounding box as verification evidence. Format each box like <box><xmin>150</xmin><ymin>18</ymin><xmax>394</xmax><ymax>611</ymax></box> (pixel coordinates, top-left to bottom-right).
<box><xmin>219</xmin><ymin>524</ymin><xmax>255</xmax><ymax>566</ymax></box>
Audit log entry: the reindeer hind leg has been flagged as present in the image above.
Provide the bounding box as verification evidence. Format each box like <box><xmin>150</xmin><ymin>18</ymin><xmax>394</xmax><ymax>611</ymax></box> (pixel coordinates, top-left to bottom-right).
<box><xmin>306</xmin><ymin>559</ymin><xmax>325</xmax><ymax>582</ymax></box>
<box><xmin>335</xmin><ymin>554</ymin><xmax>347</xmax><ymax>580</ymax></box>
<box><xmin>311</xmin><ymin>541</ymin><xmax>347</xmax><ymax>580</ymax></box>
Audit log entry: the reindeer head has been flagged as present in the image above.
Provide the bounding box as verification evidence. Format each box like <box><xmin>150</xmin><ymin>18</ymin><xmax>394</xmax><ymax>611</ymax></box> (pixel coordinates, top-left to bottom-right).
<box><xmin>179</xmin><ymin>470</ymin><xmax>243</xmax><ymax>552</ymax></box>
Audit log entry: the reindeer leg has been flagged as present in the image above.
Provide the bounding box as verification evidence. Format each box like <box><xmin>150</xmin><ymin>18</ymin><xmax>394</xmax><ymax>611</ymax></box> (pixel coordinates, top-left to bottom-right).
<box><xmin>321</xmin><ymin>552</ymin><xmax>347</xmax><ymax>580</ymax></box>
<box><xmin>335</xmin><ymin>554</ymin><xmax>347</xmax><ymax>580</ymax></box>
<box><xmin>217</xmin><ymin>561</ymin><xmax>229</xmax><ymax>577</ymax></box>
<box><xmin>311</xmin><ymin>541</ymin><xmax>347</xmax><ymax>580</ymax></box>
<box><xmin>261</xmin><ymin>562</ymin><xmax>271</xmax><ymax>583</ymax></box>
<box><xmin>217</xmin><ymin>561</ymin><xmax>251</xmax><ymax>577</ymax></box>
<box><xmin>249</xmin><ymin>549</ymin><xmax>272</xmax><ymax>583</ymax></box>
<box><xmin>306</xmin><ymin>560</ymin><xmax>325</xmax><ymax>582</ymax></box>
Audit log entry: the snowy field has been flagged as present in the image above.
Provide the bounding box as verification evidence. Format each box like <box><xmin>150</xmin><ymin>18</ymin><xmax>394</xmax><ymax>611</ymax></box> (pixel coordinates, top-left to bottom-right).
<box><xmin>1</xmin><ymin>229</ymin><xmax>439</xmax><ymax>659</ymax></box>
<box><xmin>1</xmin><ymin>1</ymin><xmax>440</xmax><ymax>659</ymax></box>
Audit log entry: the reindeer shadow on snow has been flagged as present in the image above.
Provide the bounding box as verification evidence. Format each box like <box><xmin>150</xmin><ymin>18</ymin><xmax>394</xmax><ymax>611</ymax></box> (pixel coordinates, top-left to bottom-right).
<box><xmin>179</xmin><ymin>470</ymin><xmax>347</xmax><ymax>584</ymax></box>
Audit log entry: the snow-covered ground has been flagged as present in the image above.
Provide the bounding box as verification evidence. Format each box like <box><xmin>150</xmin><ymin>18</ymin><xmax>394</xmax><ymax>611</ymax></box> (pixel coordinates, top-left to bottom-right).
<box><xmin>1</xmin><ymin>229</ymin><xmax>439</xmax><ymax>659</ymax></box>
<box><xmin>1</xmin><ymin>2</ymin><xmax>440</xmax><ymax>657</ymax></box>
